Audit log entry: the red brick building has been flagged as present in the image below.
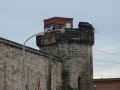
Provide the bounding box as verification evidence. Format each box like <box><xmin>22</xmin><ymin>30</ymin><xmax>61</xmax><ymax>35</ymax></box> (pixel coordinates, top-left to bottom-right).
<box><xmin>93</xmin><ymin>78</ymin><xmax>120</xmax><ymax>90</ymax></box>
<box><xmin>43</xmin><ymin>17</ymin><xmax>73</xmax><ymax>29</ymax></box>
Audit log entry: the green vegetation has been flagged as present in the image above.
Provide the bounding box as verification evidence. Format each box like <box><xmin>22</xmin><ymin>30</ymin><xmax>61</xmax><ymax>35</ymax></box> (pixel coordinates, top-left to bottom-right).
<box><xmin>56</xmin><ymin>83</ymin><xmax>79</xmax><ymax>90</ymax></box>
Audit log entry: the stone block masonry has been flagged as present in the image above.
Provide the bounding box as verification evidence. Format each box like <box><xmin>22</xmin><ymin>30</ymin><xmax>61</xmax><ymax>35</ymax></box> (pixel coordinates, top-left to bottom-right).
<box><xmin>59</xmin><ymin>43</ymin><xmax>94</xmax><ymax>90</ymax></box>
<box><xmin>0</xmin><ymin>37</ymin><xmax>62</xmax><ymax>90</ymax></box>
<box><xmin>40</xmin><ymin>42</ymin><xmax>94</xmax><ymax>90</ymax></box>
<box><xmin>37</xmin><ymin>17</ymin><xmax>95</xmax><ymax>90</ymax></box>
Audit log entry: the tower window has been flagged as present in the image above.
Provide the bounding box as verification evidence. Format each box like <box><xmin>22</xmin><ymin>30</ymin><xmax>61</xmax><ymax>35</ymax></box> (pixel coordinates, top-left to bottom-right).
<box><xmin>57</xmin><ymin>24</ymin><xmax>64</xmax><ymax>29</ymax></box>
<box><xmin>42</xmin><ymin>41</ymin><xmax>44</xmax><ymax>45</ymax></box>
<box><xmin>48</xmin><ymin>38</ymin><xmax>51</xmax><ymax>42</ymax></box>
<box><xmin>66</xmin><ymin>23</ymin><xmax>71</xmax><ymax>28</ymax></box>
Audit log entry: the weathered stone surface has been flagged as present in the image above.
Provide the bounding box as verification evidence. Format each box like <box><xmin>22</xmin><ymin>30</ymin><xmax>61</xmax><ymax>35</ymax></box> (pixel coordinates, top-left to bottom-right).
<box><xmin>0</xmin><ymin>38</ymin><xmax>62</xmax><ymax>90</ymax></box>
<box><xmin>0</xmin><ymin>36</ymin><xmax>94</xmax><ymax>90</ymax></box>
<box><xmin>41</xmin><ymin>43</ymin><xmax>94</xmax><ymax>90</ymax></box>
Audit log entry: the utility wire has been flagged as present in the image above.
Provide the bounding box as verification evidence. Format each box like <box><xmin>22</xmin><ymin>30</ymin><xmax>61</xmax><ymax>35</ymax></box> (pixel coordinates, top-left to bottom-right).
<box><xmin>94</xmin><ymin>62</ymin><xmax>120</xmax><ymax>73</ymax></box>
<box><xmin>93</xmin><ymin>49</ymin><xmax>120</xmax><ymax>72</ymax></box>
<box><xmin>93</xmin><ymin>49</ymin><xmax>120</xmax><ymax>56</ymax></box>
<box><xmin>93</xmin><ymin>59</ymin><xmax>120</xmax><ymax>64</ymax></box>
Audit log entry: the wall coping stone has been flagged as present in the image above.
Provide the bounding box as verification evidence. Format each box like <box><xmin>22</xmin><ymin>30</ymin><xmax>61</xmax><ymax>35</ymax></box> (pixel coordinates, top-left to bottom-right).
<box><xmin>0</xmin><ymin>37</ymin><xmax>62</xmax><ymax>62</ymax></box>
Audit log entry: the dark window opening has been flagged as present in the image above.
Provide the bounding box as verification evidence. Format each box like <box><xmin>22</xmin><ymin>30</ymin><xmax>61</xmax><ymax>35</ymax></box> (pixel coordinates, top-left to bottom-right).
<box><xmin>48</xmin><ymin>38</ymin><xmax>51</xmax><ymax>42</ymax></box>
<box><xmin>78</xmin><ymin>76</ymin><xmax>81</xmax><ymax>90</ymax></box>
<box><xmin>42</xmin><ymin>41</ymin><xmax>44</xmax><ymax>45</ymax></box>
<box><xmin>57</xmin><ymin>24</ymin><xmax>64</xmax><ymax>29</ymax></box>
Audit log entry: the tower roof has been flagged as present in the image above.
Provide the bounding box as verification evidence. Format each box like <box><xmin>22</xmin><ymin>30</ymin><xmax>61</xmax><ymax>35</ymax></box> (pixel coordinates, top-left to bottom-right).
<box><xmin>43</xmin><ymin>17</ymin><xmax>73</xmax><ymax>21</ymax></box>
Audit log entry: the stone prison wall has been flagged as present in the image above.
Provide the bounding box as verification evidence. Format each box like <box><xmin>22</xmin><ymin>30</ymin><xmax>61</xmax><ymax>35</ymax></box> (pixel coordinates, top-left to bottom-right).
<box><xmin>0</xmin><ymin>37</ymin><xmax>62</xmax><ymax>90</ymax></box>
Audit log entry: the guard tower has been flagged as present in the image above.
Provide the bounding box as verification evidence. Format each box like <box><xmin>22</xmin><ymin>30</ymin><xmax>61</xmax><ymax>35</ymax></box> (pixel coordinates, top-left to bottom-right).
<box><xmin>36</xmin><ymin>17</ymin><xmax>94</xmax><ymax>90</ymax></box>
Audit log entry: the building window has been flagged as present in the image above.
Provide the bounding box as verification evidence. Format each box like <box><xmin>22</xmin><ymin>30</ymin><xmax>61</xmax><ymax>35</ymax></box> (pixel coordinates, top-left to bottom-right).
<box><xmin>48</xmin><ymin>38</ymin><xmax>51</xmax><ymax>42</ymax></box>
<box><xmin>42</xmin><ymin>41</ymin><xmax>44</xmax><ymax>45</ymax></box>
<box><xmin>66</xmin><ymin>23</ymin><xmax>71</xmax><ymax>28</ymax></box>
<box><xmin>57</xmin><ymin>24</ymin><xmax>64</xmax><ymax>29</ymax></box>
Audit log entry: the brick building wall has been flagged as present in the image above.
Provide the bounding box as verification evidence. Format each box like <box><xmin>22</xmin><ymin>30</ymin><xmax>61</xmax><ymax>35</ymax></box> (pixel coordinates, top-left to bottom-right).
<box><xmin>44</xmin><ymin>17</ymin><xmax>73</xmax><ymax>29</ymax></box>
<box><xmin>94</xmin><ymin>78</ymin><xmax>120</xmax><ymax>90</ymax></box>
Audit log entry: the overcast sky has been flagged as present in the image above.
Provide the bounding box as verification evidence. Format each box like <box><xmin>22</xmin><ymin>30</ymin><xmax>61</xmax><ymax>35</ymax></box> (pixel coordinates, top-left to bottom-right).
<box><xmin>0</xmin><ymin>0</ymin><xmax>120</xmax><ymax>79</ymax></box>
